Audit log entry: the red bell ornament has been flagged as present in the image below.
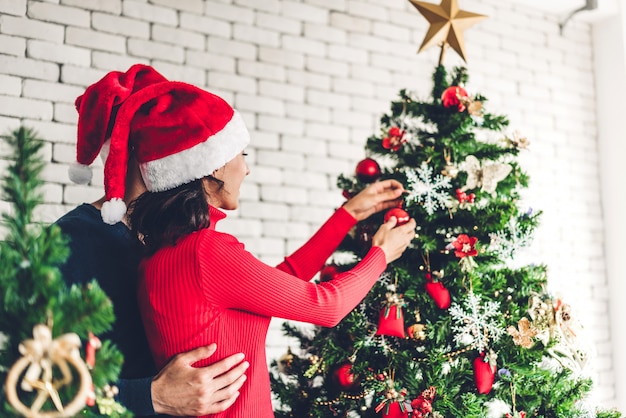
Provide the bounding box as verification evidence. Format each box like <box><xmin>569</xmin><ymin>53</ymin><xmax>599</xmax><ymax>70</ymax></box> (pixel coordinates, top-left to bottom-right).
<box><xmin>356</xmin><ymin>158</ymin><xmax>382</xmax><ymax>183</ymax></box>
<box><xmin>424</xmin><ymin>273</ymin><xmax>451</xmax><ymax>309</ymax></box>
<box><xmin>376</xmin><ymin>304</ymin><xmax>406</xmax><ymax>338</ymax></box>
<box><xmin>473</xmin><ymin>353</ymin><xmax>495</xmax><ymax>394</ymax></box>
<box><xmin>381</xmin><ymin>401</ymin><xmax>409</xmax><ymax>418</ymax></box>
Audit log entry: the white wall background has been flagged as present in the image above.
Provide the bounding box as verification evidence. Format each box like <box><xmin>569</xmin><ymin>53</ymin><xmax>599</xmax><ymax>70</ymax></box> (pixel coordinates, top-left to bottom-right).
<box><xmin>0</xmin><ymin>0</ymin><xmax>621</xmax><ymax>410</ymax></box>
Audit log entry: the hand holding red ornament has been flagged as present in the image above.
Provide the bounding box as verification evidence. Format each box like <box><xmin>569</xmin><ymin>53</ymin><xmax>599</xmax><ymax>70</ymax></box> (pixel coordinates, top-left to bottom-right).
<box><xmin>383</xmin><ymin>208</ymin><xmax>411</xmax><ymax>226</ymax></box>
<box><xmin>343</xmin><ymin>179</ymin><xmax>405</xmax><ymax>221</ymax></box>
<box><xmin>372</xmin><ymin>213</ymin><xmax>416</xmax><ymax>264</ymax></box>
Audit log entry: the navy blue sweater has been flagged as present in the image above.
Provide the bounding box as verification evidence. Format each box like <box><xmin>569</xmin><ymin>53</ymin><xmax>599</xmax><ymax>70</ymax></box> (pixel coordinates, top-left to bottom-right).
<box><xmin>55</xmin><ymin>203</ymin><xmax>158</xmax><ymax>416</ymax></box>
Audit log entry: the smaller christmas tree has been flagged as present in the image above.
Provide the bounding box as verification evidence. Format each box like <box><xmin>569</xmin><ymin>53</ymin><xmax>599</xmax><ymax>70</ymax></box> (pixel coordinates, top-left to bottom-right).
<box><xmin>0</xmin><ymin>127</ymin><xmax>130</xmax><ymax>417</ymax></box>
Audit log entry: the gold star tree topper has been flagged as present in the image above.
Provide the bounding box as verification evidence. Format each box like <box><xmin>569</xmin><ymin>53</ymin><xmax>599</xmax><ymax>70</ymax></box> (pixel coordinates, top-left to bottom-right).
<box><xmin>409</xmin><ymin>0</ymin><xmax>487</xmax><ymax>64</ymax></box>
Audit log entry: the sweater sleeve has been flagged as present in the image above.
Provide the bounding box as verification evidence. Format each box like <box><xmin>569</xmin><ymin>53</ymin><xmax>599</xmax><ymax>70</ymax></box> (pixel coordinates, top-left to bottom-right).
<box><xmin>276</xmin><ymin>207</ymin><xmax>357</xmax><ymax>281</ymax></box>
<box><xmin>198</xmin><ymin>232</ymin><xmax>386</xmax><ymax>327</ymax></box>
<box><xmin>115</xmin><ymin>377</ymin><xmax>156</xmax><ymax>416</ymax></box>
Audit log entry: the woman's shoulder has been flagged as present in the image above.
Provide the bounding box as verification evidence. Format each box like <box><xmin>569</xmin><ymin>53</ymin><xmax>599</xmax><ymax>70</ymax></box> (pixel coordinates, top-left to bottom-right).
<box><xmin>195</xmin><ymin>227</ymin><xmax>244</xmax><ymax>250</ymax></box>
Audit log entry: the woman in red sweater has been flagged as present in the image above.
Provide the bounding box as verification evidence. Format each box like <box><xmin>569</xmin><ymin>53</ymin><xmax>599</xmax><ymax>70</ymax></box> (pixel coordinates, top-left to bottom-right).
<box><xmin>99</xmin><ymin>78</ymin><xmax>416</xmax><ymax>417</ymax></box>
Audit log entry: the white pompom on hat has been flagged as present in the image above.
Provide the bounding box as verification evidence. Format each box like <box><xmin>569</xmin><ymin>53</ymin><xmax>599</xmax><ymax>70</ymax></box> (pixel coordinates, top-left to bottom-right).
<box><xmin>99</xmin><ymin>81</ymin><xmax>250</xmax><ymax>224</ymax></box>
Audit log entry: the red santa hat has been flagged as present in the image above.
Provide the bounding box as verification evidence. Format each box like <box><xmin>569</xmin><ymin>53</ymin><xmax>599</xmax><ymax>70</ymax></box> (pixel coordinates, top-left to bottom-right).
<box><xmin>70</xmin><ymin>64</ymin><xmax>169</xmax><ymax>184</ymax></box>
<box><xmin>99</xmin><ymin>81</ymin><xmax>250</xmax><ymax>224</ymax></box>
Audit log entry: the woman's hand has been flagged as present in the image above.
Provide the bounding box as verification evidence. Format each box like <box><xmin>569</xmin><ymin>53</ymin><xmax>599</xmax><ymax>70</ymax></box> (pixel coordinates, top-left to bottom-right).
<box><xmin>371</xmin><ymin>216</ymin><xmax>416</xmax><ymax>264</ymax></box>
<box><xmin>342</xmin><ymin>179</ymin><xmax>405</xmax><ymax>222</ymax></box>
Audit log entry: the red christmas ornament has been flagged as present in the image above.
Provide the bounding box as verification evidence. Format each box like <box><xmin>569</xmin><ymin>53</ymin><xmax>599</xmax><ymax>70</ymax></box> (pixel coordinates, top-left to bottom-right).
<box><xmin>356</xmin><ymin>223</ymin><xmax>376</xmax><ymax>250</ymax></box>
<box><xmin>355</xmin><ymin>157</ymin><xmax>381</xmax><ymax>183</ymax></box>
<box><xmin>376</xmin><ymin>304</ymin><xmax>406</xmax><ymax>338</ymax></box>
<box><xmin>384</xmin><ymin>208</ymin><xmax>410</xmax><ymax>226</ymax></box>
<box><xmin>381</xmin><ymin>401</ymin><xmax>408</xmax><ymax>418</ymax></box>
<box><xmin>473</xmin><ymin>353</ymin><xmax>495</xmax><ymax>394</ymax></box>
<box><xmin>85</xmin><ymin>332</ymin><xmax>101</xmax><ymax>407</ymax></box>
<box><xmin>342</xmin><ymin>189</ymin><xmax>355</xmax><ymax>200</ymax></box>
<box><xmin>319</xmin><ymin>264</ymin><xmax>340</xmax><ymax>282</ymax></box>
<box><xmin>382</xmin><ymin>127</ymin><xmax>407</xmax><ymax>152</ymax></box>
<box><xmin>441</xmin><ymin>86</ymin><xmax>469</xmax><ymax>112</ymax></box>
<box><xmin>410</xmin><ymin>386</ymin><xmax>436</xmax><ymax>417</ymax></box>
<box><xmin>451</xmin><ymin>234</ymin><xmax>478</xmax><ymax>258</ymax></box>
<box><xmin>411</xmin><ymin>397</ymin><xmax>432</xmax><ymax>413</ymax></box>
<box><xmin>424</xmin><ymin>273</ymin><xmax>451</xmax><ymax>309</ymax></box>
<box><xmin>455</xmin><ymin>188</ymin><xmax>475</xmax><ymax>204</ymax></box>
<box><xmin>331</xmin><ymin>362</ymin><xmax>358</xmax><ymax>391</ymax></box>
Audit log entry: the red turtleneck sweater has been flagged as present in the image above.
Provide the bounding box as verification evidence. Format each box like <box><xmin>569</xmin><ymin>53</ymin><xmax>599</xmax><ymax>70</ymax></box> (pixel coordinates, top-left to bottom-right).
<box><xmin>138</xmin><ymin>206</ymin><xmax>387</xmax><ymax>418</ymax></box>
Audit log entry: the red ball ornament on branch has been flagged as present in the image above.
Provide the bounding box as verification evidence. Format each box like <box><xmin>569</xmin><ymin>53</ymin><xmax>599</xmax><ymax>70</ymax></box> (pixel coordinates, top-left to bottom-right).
<box><xmin>441</xmin><ymin>86</ymin><xmax>469</xmax><ymax>112</ymax></box>
<box><xmin>342</xmin><ymin>189</ymin><xmax>355</xmax><ymax>200</ymax></box>
<box><xmin>319</xmin><ymin>264</ymin><xmax>340</xmax><ymax>283</ymax></box>
<box><xmin>355</xmin><ymin>157</ymin><xmax>381</xmax><ymax>183</ymax></box>
<box><xmin>330</xmin><ymin>361</ymin><xmax>359</xmax><ymax>391</ymax></box>
<box><xmin>384</xmin><ymin>208</ymin><xmax>410</xmax><ymax>226</ymax></box>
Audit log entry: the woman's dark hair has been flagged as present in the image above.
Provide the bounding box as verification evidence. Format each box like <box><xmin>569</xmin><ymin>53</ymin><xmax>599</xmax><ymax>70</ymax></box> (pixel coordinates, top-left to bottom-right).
<box><xmin>129</xmin><ymin>176</ymin><xmax>224</xmax><ymax>255</ymax></box>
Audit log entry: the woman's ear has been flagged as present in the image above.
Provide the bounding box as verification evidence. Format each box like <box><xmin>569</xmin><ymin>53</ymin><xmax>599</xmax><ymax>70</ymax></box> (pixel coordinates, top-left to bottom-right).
<box><xmin>201</xmin><ymin>177</ymin><xmax>212</xmax><ymax>193</ymax></box>
<box><xmin>211</xmin><ymin>165</ymin><xmax>225</xmax><ymax>179</ymax></box>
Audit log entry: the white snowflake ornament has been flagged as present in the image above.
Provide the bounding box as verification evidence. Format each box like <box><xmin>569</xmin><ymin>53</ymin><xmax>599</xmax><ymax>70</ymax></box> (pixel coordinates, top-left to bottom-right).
<box><xmin>404</xmin><ymin>163</ymin><xmax>452</xmax><ymax>215</ymax></box>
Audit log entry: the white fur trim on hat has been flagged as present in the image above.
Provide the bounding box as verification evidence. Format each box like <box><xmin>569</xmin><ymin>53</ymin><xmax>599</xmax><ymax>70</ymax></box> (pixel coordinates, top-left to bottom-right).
<box><xmin>101</xmin><ymin>198</ymin><xmax>127</xmax><ymax>225</ymax></box>
<box><xmin>140</xmin><ymin>111</ymin><xmax>250</xmax><ymax>192</ymax></box>
<box><xmin>99</xmin><ymin>139</ymin><xmax>111</xmax><ymax>164</ymax></box>
<box><xmin>68</xmin><ymin>161</ymin><xmax>93</xmax><ymax>185</ymax></box>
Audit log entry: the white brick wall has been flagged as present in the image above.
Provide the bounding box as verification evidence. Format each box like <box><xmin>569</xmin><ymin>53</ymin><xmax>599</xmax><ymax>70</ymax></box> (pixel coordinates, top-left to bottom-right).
<box><xmin>0</xmin><ymin>0</ymin><xmax>618</xmax><ymax>408</ymax></box>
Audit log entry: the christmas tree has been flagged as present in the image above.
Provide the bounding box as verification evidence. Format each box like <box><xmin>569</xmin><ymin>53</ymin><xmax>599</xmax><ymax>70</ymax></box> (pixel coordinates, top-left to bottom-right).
<box><xmin>270</xmin><ymin>64</ymin><xmax>621</xmax><ymax>418</ymax></box>
<box><xmin>269</xmin><ymin>3</ymin><xmax>622</xmax><ymax>415</ymax></box>
<box><xmin>0</xmin><ymin>127</ymin><xmax>129</xmax><ymax>417</ymax></box>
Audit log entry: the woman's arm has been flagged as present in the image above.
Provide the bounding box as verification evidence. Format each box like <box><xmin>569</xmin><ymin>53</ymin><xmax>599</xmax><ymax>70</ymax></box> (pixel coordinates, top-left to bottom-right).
<box><xmin>201</xmin><ymin>231</ymin><xmax>387</xmax><ymax>327</ymax></box>
<box><xmin>276</xmin><ymin>207</ymin><xmax>356</xmax><ymax>280</ymax></box>
<box><xmin>199</xmin><ymin>216</ymin><xmax>414</xmax><ymax>327</ymax></box>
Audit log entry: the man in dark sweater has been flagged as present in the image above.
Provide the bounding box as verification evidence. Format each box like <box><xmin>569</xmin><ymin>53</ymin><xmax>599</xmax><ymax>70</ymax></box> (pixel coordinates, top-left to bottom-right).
<box><xmin>55</xmin><ymin>175</ymin><xmax>248</xmax><ymax>417</ymax></box>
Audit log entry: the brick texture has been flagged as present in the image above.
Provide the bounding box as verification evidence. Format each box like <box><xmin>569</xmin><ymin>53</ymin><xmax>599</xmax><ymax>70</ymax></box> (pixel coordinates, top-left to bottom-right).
<box><xmin>0</xmin><ymin>0</ymin><xmax>618</xmax><ymax>408</ymax></box>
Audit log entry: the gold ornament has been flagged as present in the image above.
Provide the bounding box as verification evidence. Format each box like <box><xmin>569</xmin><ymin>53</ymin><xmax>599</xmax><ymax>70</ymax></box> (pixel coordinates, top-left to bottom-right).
<box><xmin>5</xmin><ymin>324</ymin><xmax>92</xmax><ymax>418</ymax></box>
<box><xmin>507</xmin><ymin>317</ymin><xmax>538</xmax><ymax>349</ymax></box>
<box><xmin>407</xmin><ymin>323</ymin><xmax>427</xmax><ymax>341</ymax></box>
<box><xmin>461</xmin><ymin>155</ymin><xmax>512</xmax><ymax>196</ymax></box>
<box><xmin>407</xmin><ymin>310</ymin><xmax>427</xmax><ymax>341</ymax></box>
<box><xmin>408</xmin><ymin>0</ymin><xmax>487</xmax><ymax>63</ymax></box>
<box><xmin>502</xmin><ymin>130</ymin><xmax>530</xmax><ymax>149</ymax></box>
<box><xmin>442</xmin><ymin>149</ymin><xmax>459</xmax><ymax>178</ymax></box>
<box><xmin>466</xmin><ymin>98</ymin><xmax>483</xmax><ymax>116</ymax></box>
<box><xmin>278</xmin><ymin>347</ymin><xmax>295</xmax><ymax>374</ymax></box>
